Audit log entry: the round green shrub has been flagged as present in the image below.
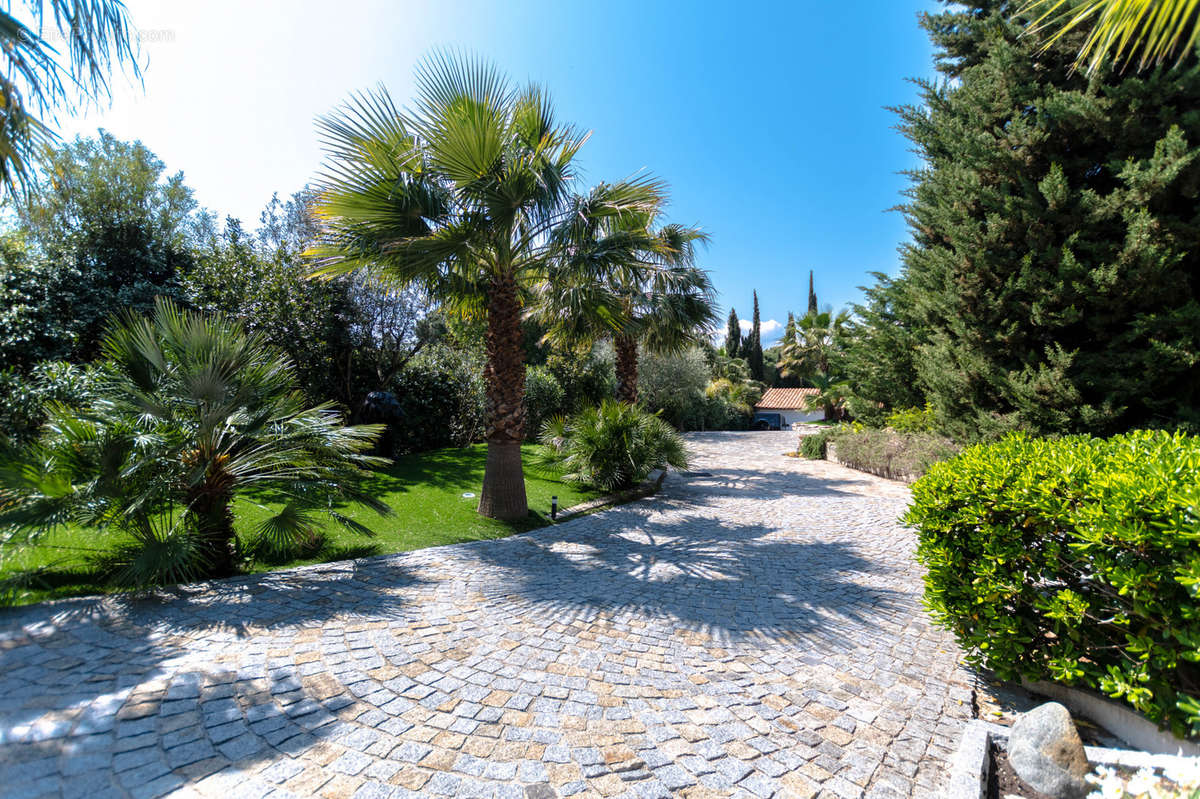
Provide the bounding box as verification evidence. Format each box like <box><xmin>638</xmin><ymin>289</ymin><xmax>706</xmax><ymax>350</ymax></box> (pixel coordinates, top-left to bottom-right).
<box><xmin>906</xmin><ymin>430</ymin><xmax>1200</xmax><ymax>738</ymax></box>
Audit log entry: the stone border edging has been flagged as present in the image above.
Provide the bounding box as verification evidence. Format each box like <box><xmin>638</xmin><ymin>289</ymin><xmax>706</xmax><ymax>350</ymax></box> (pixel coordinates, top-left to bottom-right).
<box><xmin>1021</xmin><ymin>679</ymin><xmax>1200</xmax><ymax>757</ymax></box>
<box><xmin>943</xmin><ymin>720</ymin><xmax>1199</xmax><ymax>799</ymax></box>
<box><xmin>552</xmin><ymin>468</ymin><xmax>666</xmax><ymax>522</ymax></box>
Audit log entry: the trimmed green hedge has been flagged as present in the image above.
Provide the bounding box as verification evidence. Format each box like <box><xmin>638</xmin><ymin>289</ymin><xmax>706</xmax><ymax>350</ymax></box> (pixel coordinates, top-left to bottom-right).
<box><xmin>906</xmin><ymin>431</ymin><xmax>1200</xmax><ymax>738</ymax></box>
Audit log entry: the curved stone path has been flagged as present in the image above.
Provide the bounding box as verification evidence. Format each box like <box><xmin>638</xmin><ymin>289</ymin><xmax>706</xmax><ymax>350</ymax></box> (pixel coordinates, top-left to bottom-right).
<box><xmin>0</xmin><ymin>432</ymin><xmax>973</xmax><ymax>799</ymax></box>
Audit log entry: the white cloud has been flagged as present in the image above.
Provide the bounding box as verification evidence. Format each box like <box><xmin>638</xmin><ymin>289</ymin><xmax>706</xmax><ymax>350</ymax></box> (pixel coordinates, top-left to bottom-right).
<box><xmin>739</xmin><ymin>318</ymin><xmax>782</xmax><ymax>340</ymax></box>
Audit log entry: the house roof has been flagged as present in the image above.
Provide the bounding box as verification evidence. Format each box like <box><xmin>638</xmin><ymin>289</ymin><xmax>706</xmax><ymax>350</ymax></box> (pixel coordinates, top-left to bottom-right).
<box><xmin>755</xmin><ymin>387</ymin><xmax>819</xmax><ymax>410</ymax></box>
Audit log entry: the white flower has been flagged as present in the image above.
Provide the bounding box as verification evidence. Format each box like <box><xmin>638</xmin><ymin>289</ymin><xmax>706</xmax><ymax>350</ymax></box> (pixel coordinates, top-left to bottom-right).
<box><xmin>1126</xmin><ymin>766</ymin><xmax>1159</xmax><ymax>796</ymax></box>
<box><xmin>1163</xmin><ymin>758</ymin><xmax>1200</xmax><ymax>790</ymax></box>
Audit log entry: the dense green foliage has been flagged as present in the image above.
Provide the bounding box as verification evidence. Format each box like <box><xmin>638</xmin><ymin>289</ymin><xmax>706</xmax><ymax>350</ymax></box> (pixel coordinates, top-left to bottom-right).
<box><xmin>0</xmin><ymin>301</ymin><xmax>388</xmax><ymax>586</ymax></box>
<box><xmin>884</xmin><ymin>404</ymin><xmax>937</xmax><ymax>434</ymax></box>
<box><xmin>847</xmin><ymin>0</ymin><xmax>1200</xmax><ymax>440</ymax></box>
<box><xmin>843</xmin><ymin>274</ymin><xmax>924</xmax><ymax>426</ymax></box>
<box><xmin>524</xmin><ymin>366</ymin><xmax>566</xmax><ymax>442</ymax></box>
<box><xmin>0</xmin><ymin>361</ymin><xmax>100</xmax><ymax>453</ymax></box>
<box><xmin>374</xmin><ymin>346</ymin><xmax>487</xmax><ymax>455</ymax></box>
<box><xmin>907</xmin><ymin>430</ymin><xmax>1200</xmax><ymax>737</ymax></box>
<box><xmin>634</xmin><ymin>346</ymin><xmax>758</xmax><ymax>431</ymax></box>
<box><xmin>539</xmin><ymin>399</ymin><xmax>689</xmax><ymax>491</ymax></box>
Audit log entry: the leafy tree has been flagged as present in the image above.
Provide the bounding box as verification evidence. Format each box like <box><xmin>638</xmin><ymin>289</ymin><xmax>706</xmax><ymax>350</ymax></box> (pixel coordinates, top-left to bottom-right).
<box><xmin>524</xmin><ymin>365</ymin><xmax>566</xmax><ymax>439</ymax></box>
<box><xmin>636</xmin><ymin>346</ymin><xmax>713</xmax><ymax>430</ymax></box>
<box><xmin>747</xmin><ymin>290</ymin><xmax>764</xmax><ymax>380</ymax></box>
<box><xmin>0</xmin><ymin>0</ymin><xmax>140</xmax><ymax>199</ymax></box>
<box><xmin>0</xmin><ymin>300</ymin><xmax>388</xmax><ymax>583</ymax></box>
<box><xmin>307</xmin><ymin>54</ymin><xmax>662</xmax><ymax>519</ymax></box>
<box><xmin>725</xmin><ymin>307</ymin><xmax>741</xmax><ymax>358</ymax></box>
<box><xmin>894</xmin><ymin>0</ymin><xmax>1200</xmax><ymax>439</ymax></box>
<box><xmin>185</xmin><ymin>213</ymin><xmax>360</xmax><ymax>407</ymax></box>
<box><xmin>16</xmin><ymin>132</ymin><xmax>197</xmax><ymax>360</ymax></box>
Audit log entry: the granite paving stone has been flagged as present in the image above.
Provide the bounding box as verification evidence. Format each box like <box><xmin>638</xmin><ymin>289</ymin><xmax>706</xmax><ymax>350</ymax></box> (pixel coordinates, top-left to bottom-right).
<box><xmin>0</xmin><ymin>431</ymin><xmax>971</xmax><ymax>798</ymax></box>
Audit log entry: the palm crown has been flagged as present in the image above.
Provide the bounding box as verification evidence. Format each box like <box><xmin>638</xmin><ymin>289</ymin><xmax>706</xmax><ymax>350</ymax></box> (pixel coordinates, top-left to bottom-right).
<box><xmin>532</xmin><ymin>206</ymin><xmax>716</xmax><ymax>404</ymax></box>
<box><xmin>0</xmin><ymin>299</ymin><xmax>388</xmax><ymax>585</ymax></box>
<box><xmin>780</xmin><ymin>309</ymin><xmax>851</xmax><ymax>381</ymax></box>
<box><xmin>307</xmin><ymin>52</ymin><xmax>664</xmax><ymax>519</ymax></box>
<box><xmin>1020</xmin><ymin>0</ymin><xmax>1200</xmax><ymax>75</ymax></box>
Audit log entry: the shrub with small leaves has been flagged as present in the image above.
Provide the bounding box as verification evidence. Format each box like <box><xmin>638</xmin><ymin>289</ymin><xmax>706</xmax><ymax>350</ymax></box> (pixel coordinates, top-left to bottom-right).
<box><xmin>830</xmin><ymin>428</ymin><xmax>957</xmax><ymax>480</ymax></box>
<box><xmin>799</xmin><ymin>427</ymin><xmax>839</xmax><ymax>459</ymax></box>
<box><xmin>906</xmin><ymin>431</ymin><xmax>1200</xmax><ymax>738</ymax></box>
<box><xmin>884</xmin><ymin>404</ymin><xmax>935</xmax><ymax>434</ymax></box>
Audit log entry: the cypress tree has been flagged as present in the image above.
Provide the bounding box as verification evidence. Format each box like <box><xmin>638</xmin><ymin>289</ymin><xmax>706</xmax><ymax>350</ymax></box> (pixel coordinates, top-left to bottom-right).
<box><xmin>889</xmin><ymin>0</ymin><xmax>1200</xmax><ymax>439</ymax></box>
<box><xmin>807</xmin><ymin>270</ymin><xmax>818</xmax><ymax>316</ymax></box>
<box><xmin>748</xmin><ymin>290</ymin><xmax>764</xmax><ymax>381</ymax></box>
<box><xmin>724</xmin><ymin>307</ymin><xmax>741</xmax><ymax>359</ymax></box>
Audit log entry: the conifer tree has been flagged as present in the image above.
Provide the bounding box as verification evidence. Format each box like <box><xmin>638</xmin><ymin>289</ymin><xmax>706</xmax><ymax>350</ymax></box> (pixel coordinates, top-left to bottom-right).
<box><xmin>748</xmin><ymin>290</ymin><xmax>764</xmax><ymax>381</ymax></box>
<box><xmin>725</xmin><ymin>307</ymin><xmax>741</xmax><ymax>359</ymax></box>
<box><xmin>881</xmin><ymin>0</ymin><xmax>1200</xmax><ymax>439</ymax></box>
<box><xmin>807</xmin><ymin>271</ymin><xmax>818</xmax><ymax>316</ymax></box>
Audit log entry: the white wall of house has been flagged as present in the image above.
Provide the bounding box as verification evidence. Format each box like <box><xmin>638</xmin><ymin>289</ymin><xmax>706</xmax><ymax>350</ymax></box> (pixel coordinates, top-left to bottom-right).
<box><xmin>770</xmin><ymin>408</ymin><xmax>826</xmax><ymax>425</ymax></box>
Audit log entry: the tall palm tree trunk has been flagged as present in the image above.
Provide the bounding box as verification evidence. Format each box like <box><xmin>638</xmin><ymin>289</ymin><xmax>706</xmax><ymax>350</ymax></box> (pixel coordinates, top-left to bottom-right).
<box><xmin>614</xmin><ymin>334</ymin><xmax>639</xmax><ymax>405</ymax></box>
<box><xmin>478</xmin><ymin>273</ymin><xmax>529</xmax><ymax>520</ymax></box>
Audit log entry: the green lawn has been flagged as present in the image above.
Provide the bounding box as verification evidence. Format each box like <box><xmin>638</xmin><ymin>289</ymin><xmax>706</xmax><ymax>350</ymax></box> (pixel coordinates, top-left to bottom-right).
<box><xmin>0</xmin><ymin>444</ymin><xmax>601</xmax><ymax>606</ymax></box>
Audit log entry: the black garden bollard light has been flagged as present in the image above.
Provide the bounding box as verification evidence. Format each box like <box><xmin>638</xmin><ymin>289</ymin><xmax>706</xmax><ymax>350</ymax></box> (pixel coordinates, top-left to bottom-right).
<box><xmin>551</xmin><ymin>496</ymin><xmax>558</xmax><ymax>520</ymax></box>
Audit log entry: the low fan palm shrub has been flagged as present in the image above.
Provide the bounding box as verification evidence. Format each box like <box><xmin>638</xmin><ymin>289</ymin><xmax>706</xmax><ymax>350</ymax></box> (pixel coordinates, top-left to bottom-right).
<box><xmin>906</xmin><ymin>430</ymin><xmax>1200</xmax><ymax>738</ymax></box>
<box><xmin>0</xmin><ymin>300</ymin><xmax>389</xmax><ymax>588</ymax></box>
<box><xmin>539</xmin><ymin>399</ymin><xmax>689</xmax><ymax>491</ymax></box>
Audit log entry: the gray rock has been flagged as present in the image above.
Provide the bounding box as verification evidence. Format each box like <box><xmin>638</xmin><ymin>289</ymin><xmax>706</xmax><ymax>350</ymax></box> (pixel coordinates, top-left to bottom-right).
<box><xmin>1007</xmin><ymin>702</ymin><xmax>1092</xmax><ymax>799</ymax></box>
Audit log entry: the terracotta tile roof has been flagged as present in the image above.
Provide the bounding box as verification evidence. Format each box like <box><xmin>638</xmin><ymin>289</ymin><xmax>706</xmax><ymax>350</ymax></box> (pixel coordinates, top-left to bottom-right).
<box><xmin>755</xmin><ymin>387</ymin><xmax>819</xmax><ymax>410</ymax></box>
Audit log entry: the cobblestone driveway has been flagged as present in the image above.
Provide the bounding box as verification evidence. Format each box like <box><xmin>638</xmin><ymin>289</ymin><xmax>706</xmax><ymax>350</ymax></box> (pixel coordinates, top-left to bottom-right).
<box><xmin>0</xmin><ymin>432</ymin><xmax>973</xmax><ymax>799</ymax></box>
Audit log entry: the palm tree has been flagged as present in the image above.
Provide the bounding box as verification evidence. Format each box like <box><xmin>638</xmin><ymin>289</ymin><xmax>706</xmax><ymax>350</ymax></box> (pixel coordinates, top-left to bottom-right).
<box><xmin>802</xmin><ymin>373</ymin><xmax>851</xmax><ymax>423</ymax></box>
<box><xmin>306</xmin><ymin>53</ymin><xmax>663</xmax><ymax>520</ymax></box>
<box><xmin>534</xmin><ymin>209</ymin><xmax>716</xmax><ymax>404</ymax></box>
<box><xmin>0</xmin><ymin>0</ymin><xmax>141</xmax><ymax>199</ymax></box>
<box><xmin>0</xmin><ymin>299</ymin><xmax>389</xmax><ymax>584</ymax></box>
<box><xmin>1020</xmin><ymin>0</ymin><xmax>1200</xmax><ymax>74</ymax></box>
<box><xmin>779</xmin><ymin>308</ymin><xmax>851</xmax><ymax>383</ymax></box>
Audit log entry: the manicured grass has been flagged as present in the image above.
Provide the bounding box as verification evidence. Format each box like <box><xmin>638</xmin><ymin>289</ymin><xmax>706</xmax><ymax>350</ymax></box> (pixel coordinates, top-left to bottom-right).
<box><xmin>0</xmin><ymin>444</ymin><xmax>600</xmax><ymax>607</ymax></box>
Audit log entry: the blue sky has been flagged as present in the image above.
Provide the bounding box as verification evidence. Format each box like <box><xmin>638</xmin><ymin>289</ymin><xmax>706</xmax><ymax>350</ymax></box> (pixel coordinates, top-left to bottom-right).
<box><xmin>61</xmin><ymin>0</ymin><xmax>941</xmax><ymax>344</ymax></box>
